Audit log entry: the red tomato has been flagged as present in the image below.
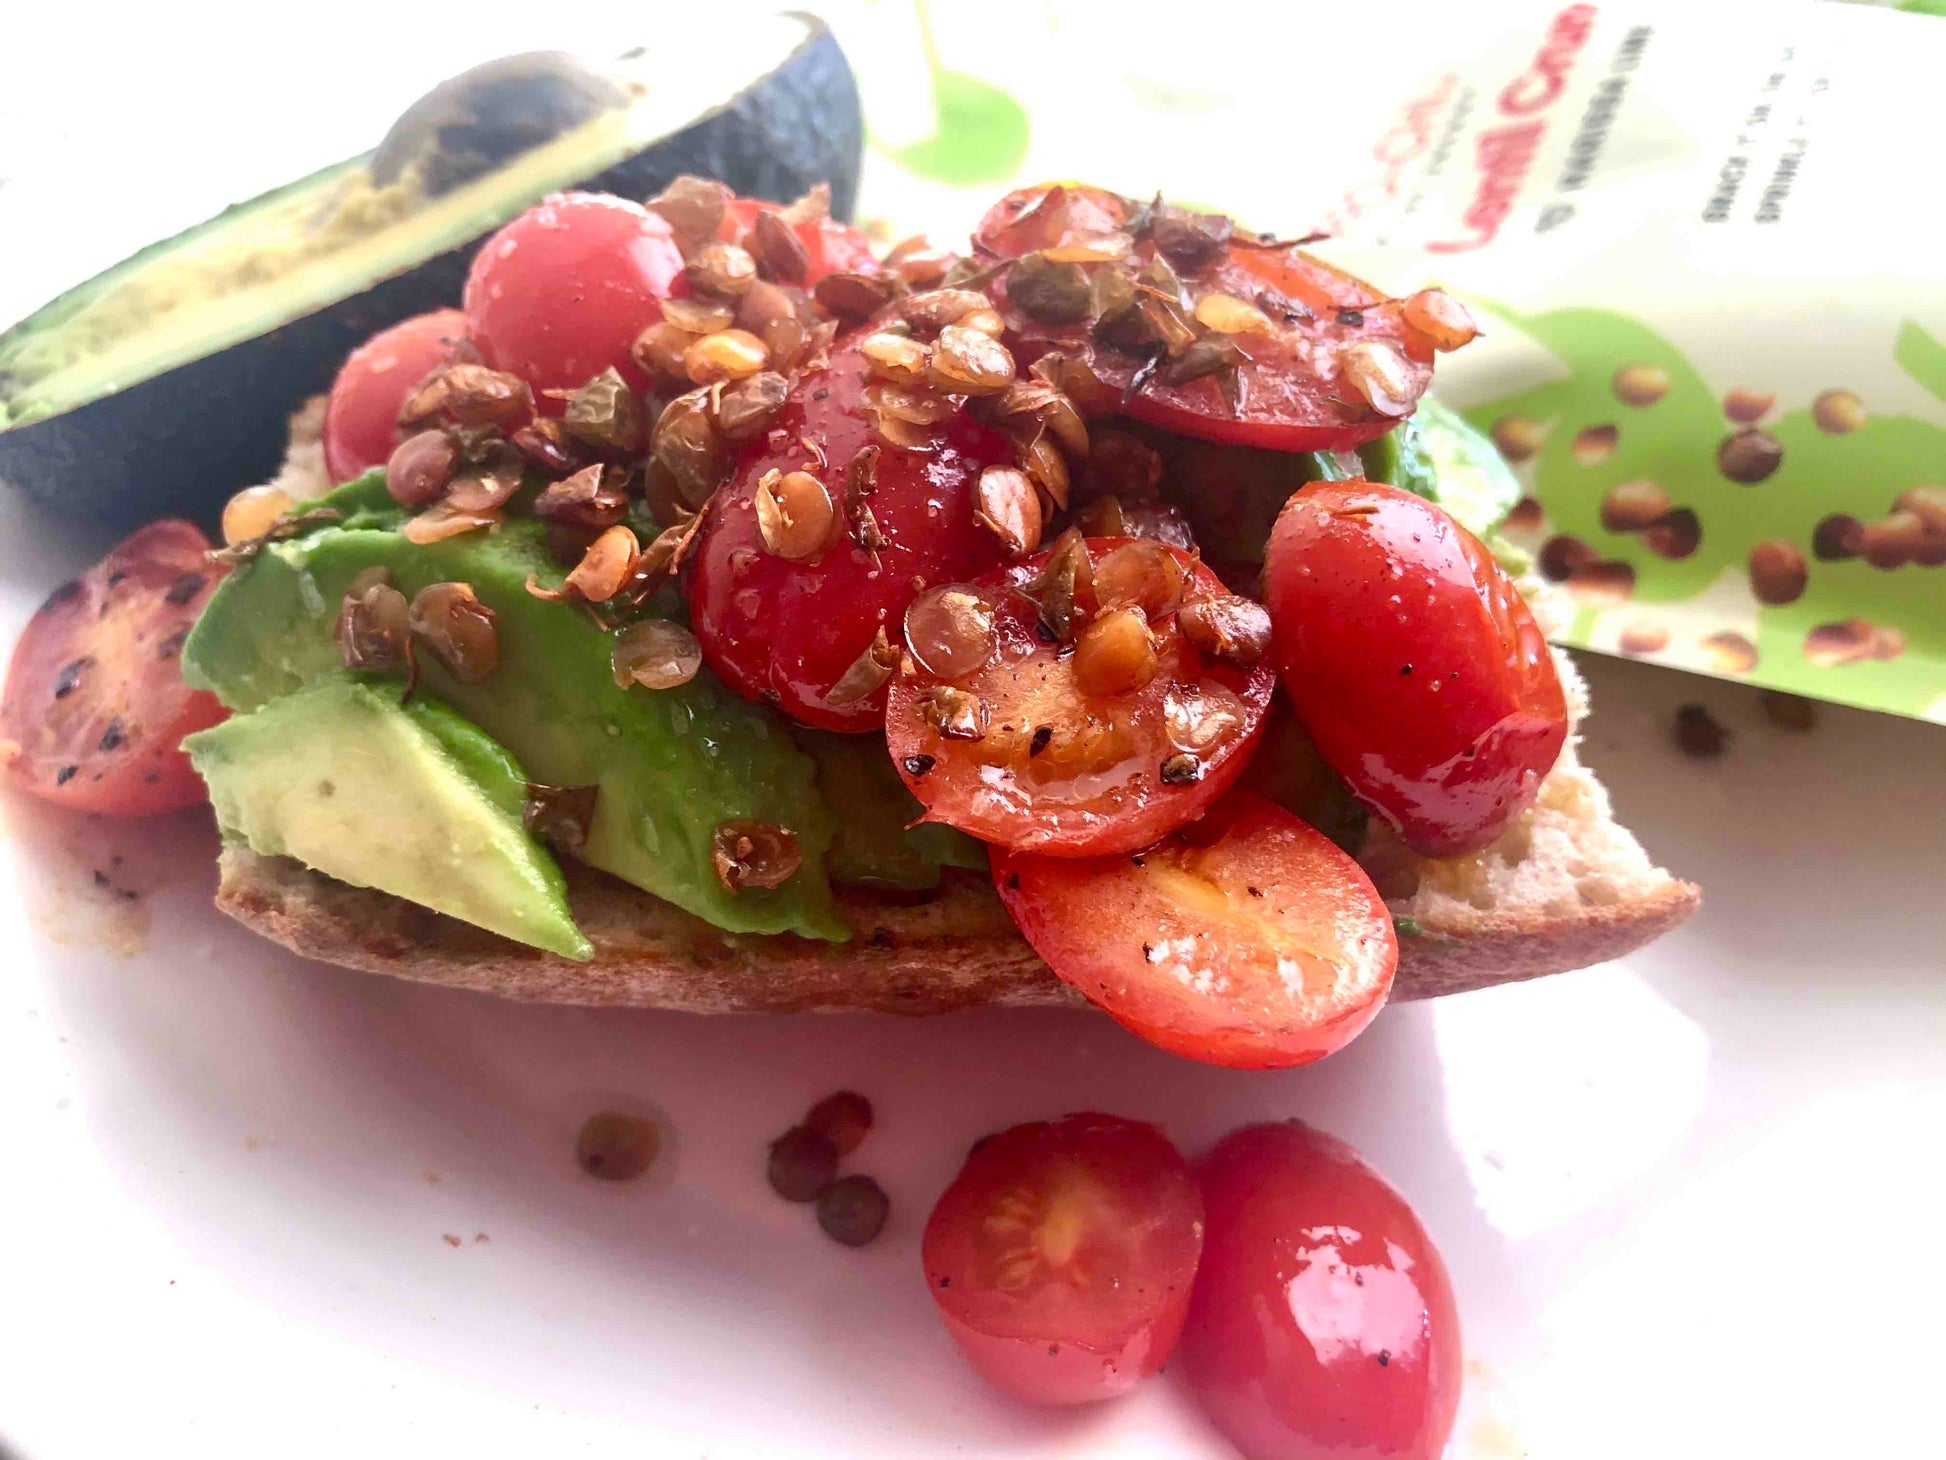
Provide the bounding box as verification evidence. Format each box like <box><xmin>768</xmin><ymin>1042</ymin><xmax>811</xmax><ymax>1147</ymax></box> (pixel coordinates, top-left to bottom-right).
<box><xmin>463</xmin><ymin>191</ymin><xmax>685</xmax><ymax>408</ymax></box>
<box><xmin>992</xmin><ymin>792</ymin><xmax>1395</xmax><ymax>1068</ymax></box>
<box><xmin>1</xmin><ymin>521</ymin><xmax>227</xmax><ymax>817</ymax></box>
<box><xmin>321</xmin><ymin>308</ymin><xmax>469</xmax><ymax>483</ymax></box>
<box><xmin>721</xmin><ymin>196</ymin><xmax>881</xmax><ymax>283</ymax></box>
<box><xmin>687</xmin><ymin>336</ymin><xmax>1015</xmax><ymax>731</ymax></box>
<box><xmin>1265</xmin><ymin>480</ymin><xmax>1567</xmax><ymax>858</ymax></box>
<box><xmin>1182</xmin><ymin>1122</ymin><xmax>1461</xmax><ymax>1460</ymax></box>
<box><xmin>922</xmin><ymin>1113</ymin><xmax>1204</xmax><ymax>1405</ymax></box>
<box><xmin>885</xmin><ymin>539</ymin><xmax>1274</xmax><ymax>856</ymax></box>
<box><xmin>976</xmin><ymin>183</ymin><xmax>1436</xmax><ymax>453</ymax></box>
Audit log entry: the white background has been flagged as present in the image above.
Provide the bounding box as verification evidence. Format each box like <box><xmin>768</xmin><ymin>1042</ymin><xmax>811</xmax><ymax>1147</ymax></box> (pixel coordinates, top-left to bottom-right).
<box><xmin>3</xmin><ymin>4</ymin><xmax>1944</xmax><ymax>1457</ymax></box>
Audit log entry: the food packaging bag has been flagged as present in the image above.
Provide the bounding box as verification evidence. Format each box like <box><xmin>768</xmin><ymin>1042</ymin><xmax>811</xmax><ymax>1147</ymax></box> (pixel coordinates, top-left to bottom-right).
<box><xmin>846</xmin><ymin>0</ymin><xmax>1945</xmax><ymax>719</ymax></box>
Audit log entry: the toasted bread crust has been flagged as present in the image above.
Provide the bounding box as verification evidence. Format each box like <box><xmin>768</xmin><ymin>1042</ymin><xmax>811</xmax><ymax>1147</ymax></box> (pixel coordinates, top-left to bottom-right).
<box><xmin>215</xmin><ymin>847</ymin><xmax>1699</xmax><ymax>1014</ymax></box>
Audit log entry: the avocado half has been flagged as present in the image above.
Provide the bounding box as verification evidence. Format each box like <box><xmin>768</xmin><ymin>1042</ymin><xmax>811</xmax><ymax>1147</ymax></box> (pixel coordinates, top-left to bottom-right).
<box><xmin>0</xmin><ymin>15</ymin><xmax>863</xmax><ymax>529</ymax></box>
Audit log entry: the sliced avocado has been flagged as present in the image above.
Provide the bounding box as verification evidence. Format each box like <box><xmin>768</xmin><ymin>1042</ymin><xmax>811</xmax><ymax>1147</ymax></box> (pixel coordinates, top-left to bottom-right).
<box><xmin>182</xmin><ymin>475</ymin><xmax>846</xmax><ymax>941</ymax></box>
<box><xmin>0</xmin><ymin>17</ymin><xmax>863</xmax><ymax>528</ymax></box>
<box><xmin>797</xmin><ymin>730</ymin><xmax>987</xmax><ymax>892</ymax></box>
<box><xmin>185</xmin><ymin>673</ymin><xmax>591</xmax><ymax>960</ymax></box>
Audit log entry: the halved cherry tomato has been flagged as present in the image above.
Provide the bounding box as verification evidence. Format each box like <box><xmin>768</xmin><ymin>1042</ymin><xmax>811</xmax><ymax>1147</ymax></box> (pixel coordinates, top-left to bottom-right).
<box><xmin>687</xmin><ymin>336</ymin><xmax>1014</xmax><ymax>731</ymax></box>
<box><xmin>321</xmin><ymin>308</ymin><xmax>470</xmax><ymax>483</ymax></box>
<box><xmin>721</xmin><ymin>196</ymin><xmax>881</xmax><ymax>284</ymax></box>
<box><xmin>977</xmin><ymin>183</ymin><xmax>1438</xmax><ymax>453</ymax></box>
<box><xmin>463</xmin><ymin>191</ymin><xmax>685</xmax><ymax>407</ymax></box>
<box><xmin>1</xmin><ymin>521</ymin><xmax>227</xmax><ymax>817</ymax></box>
<box><xmin>886</xmin><ymin>538</ymin><xmax>1273</xmax><ymax>856</ymax></box>
<box><xmin>1265</xmin><ymin>480</ymin><xmax>1567</xmax><ymax>858</ymax></box>
<box><xmin>922</xmin><ymin>1113</ymin><xmax>1203</xmax><ymax>1405</ymax></box>
<box><xmin>992</xmin><ymin>792</ymin><xmax>1395</xmax><ymax>1068</ymax></box>
<box><xmin>1182</xmin><ymin>1122</ymin><xmax>1461</xmax><ymax>1460</ymax></box>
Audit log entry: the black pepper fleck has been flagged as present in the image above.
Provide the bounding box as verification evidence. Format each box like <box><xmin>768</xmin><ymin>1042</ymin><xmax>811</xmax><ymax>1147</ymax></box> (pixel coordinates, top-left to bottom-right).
<box><xmin>97</xmin><ymin>718</ymin><xmax>126</xmax><ymax>753</ymax></box>
<box><xmin>1337</xmin><ymin>309</ymin><xmax>1364</xmax><ymax>327</ymax></box>
<box><xmin>53</xmin><ymin>657</ymin><xmax>92</xmax><ymax>699</ymax></box>
<box><xmin>1142</xmin><ymin>942</ymin><xmax>1159</xmax><ymax>962</ymax></box>
<box><xmin>902</xmin><ymin>753</ymin><xmax>936</xmax><ymax>778</ymax></box>
<box><xmin>1029</xmin><ymin>725</ymin><xmax>1052</xmax><ymax>757</ymax></box>
<box><xmin>813</xmin><ymin>388</ymin><xmax>830</xmax><ymax>400</ymax></box>
<box><xmin>1377</xmin><ymin>1350</ymin><xmax>1391</xmax><ymax>1367</ymax></box>
<box><xmin>163</xmin><ymin>572</ymin><xmax>207</xmax><ymax>606</ymax></box>
<box><xmin>56</xmin><ymin>765</ymin><xmax>77</xmax><ymax>785</ymax></box>
<box><xmin>1399</xmin><ymin>663</ymin><xmax>1413</xmax><ymax>676</ymax></box>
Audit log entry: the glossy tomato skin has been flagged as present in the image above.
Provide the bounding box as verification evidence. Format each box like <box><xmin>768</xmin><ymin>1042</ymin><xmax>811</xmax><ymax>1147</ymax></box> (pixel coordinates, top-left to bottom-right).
<box><xmin>1182</xmin><ymin>1122</ymin><xmax>1461</xmax><ymax>1460</ymax></box>
<box><xmin>977</xmin><ymin>183</ymin><xmax>1435</xmax><ymax>453</ymax></box>
<box><xmin>1</xmin><ymin>521</ymin><xmax>227</xmax><ymax>817</ymax></box>
<box><xmin>463</xmin><ymin>191</ymin><xmax>684</xmax><ymax>407</ymax></box>
<box><xmin>923</xmin><ymin>1113</ymin><xmax>1204</xmax><ymax>1406</ymax></box>
<box><xmin>886</xmin><ymin>540</ymin><xmax>1274</xmax><ymax>857</ymax></box>
<box><xmin>992</xmin><ymin>792</ymin><xmax>1395</xmax><ymax>1068</ymax></box>
<box><xmin>1265</xmin><ymin>481</ymin><xmax>1567</xmax><ymax>858</ymax></box>
<box><xmin>321</xmin><ymin>308</ymin><xmax>469</xmax><ymax>483</ymax></box>
<box><xmin>686</xmin><ymin>337</ymin><xmax>1014</xmax><ymax>731</ymax></box>
<box><xmin>721</xmin><ymin>197</ymin><xmax>881</xmax><ymax>283</ymax></box>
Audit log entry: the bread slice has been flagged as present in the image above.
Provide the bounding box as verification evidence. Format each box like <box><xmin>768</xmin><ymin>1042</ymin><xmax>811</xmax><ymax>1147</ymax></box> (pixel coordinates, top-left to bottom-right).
<box><xmin>226</xmin><ymin>402</ymin><xmax>1698</xmax><ymax>1011</ymax></box>
<box><xmin>211</xmin><ymin>655</ymin><xmax>1698</xmax><ymax>1012</ymax></box>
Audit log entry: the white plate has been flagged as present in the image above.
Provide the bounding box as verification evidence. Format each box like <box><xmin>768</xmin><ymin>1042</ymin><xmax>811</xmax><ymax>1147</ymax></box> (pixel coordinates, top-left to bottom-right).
<box><xmin>1</xmin><ymin>479</ymin><xmax>1941</xmax><ymax>1460</ymax></box>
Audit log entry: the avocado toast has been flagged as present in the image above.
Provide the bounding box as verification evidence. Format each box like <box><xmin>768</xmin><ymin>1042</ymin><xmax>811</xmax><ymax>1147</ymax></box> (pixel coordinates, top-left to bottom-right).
<box><xmin>8</xmin><ymin>176</ymin><xmax>1695</xmax><ymax>1067</ymax></box>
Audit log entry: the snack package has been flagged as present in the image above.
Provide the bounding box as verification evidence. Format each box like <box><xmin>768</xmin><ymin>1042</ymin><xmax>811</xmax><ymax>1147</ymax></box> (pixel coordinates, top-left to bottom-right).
<box><xmin>849</xmin><ymin>1</ymin><xmax>1945</xmax><ymax>719</ymax></box>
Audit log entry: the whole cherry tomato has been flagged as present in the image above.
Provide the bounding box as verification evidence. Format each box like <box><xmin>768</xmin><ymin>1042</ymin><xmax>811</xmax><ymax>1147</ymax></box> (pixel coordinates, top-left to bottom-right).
<box><xmin>321</xmin><ymin>308</ymin><xmax>469</xmax><ymax>483</ymax></box>
<box><xmin>977</xmin><ymin>183</ymin><xmax>1442</xmax><ymax>453</ymax></box>
<box><xmin>886</xmin><ymin>537</ymin><xmax>1275</xmax><ymax>856</ymax></box>
<box><xmin>923</xmin><ymin>1113</ymin><xmax>1204</xmax><ymax>1405</ymax></box>
<box><xmin>1264</xmin><ymin>480</ymin><xmax>1567</xmax><ymax>858</ymax></box>
<box><xmin>463</xmin><ymin>191</ymin><xmax>685</xmax><ymax>406</ymax></box>
<box><xmin>992</xmin><ymin>791</ymin><xmax>1396</xmax><ymax>1068</ymax></box>
<box><xmin>687</xmin><ymin>335</ymin><xmax>1015</xmax><ymax>731</ymax></box>
<box><xmin>1</xmin><ymin>521</ymin><xmax>227</xmax><ymax>816</ymax></box>
<box><xmin>1182</xmin><ymin>1122</ymin><xmax>1461</xmax><ymax>1460</ymax></box>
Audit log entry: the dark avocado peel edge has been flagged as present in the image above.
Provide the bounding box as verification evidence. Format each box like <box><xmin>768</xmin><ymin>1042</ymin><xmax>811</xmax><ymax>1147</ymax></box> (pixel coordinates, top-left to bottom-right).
<box><xmin>0</xmin><ymin>17</ymin><xmax>864</xmax><ymax>530</ymax></box>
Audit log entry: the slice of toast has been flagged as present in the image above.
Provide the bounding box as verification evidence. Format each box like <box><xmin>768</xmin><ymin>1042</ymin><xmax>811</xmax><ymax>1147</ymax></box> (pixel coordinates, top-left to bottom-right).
<box><xmin>210</xmin><ymin>654</ymin><xmax>1698</xmax><ymax>1013</ymax></box>
<box><xmin>231</xmin><ymin>403</ymin><xmax>1698</xmax><ymax>1011</ymax></box>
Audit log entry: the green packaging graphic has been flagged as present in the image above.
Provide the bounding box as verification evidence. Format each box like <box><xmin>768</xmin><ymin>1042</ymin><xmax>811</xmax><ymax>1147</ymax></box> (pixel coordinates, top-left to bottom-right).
<box><xmin>846</xmin><ymin>1</ymin><xmax>1946</xmax><ymax>720</ymax></box>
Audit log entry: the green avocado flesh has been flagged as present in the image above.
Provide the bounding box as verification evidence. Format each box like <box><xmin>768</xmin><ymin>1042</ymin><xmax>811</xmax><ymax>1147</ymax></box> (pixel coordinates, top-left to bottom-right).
<box><xmin>0</xmin><ymin>24</ymin><xmax>806</xmax><ymax>430</ymax></box>
<box><xmin>182</xmin><ymin>473</ymin><xmax>850</xmax><ymax>942</ymax></box>
<box><xmin>185</xmin><ymin>673</ymin><xmax>591</xmax><ymax>960</ymax></box>
<box><xmin>798</xmin><ymin>731</ymin><xmax>986</xmax><ymax>892</ymax></box>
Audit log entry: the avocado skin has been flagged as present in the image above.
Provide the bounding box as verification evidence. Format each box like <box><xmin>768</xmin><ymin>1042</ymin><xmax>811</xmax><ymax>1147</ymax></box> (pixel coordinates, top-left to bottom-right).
<box><xmin>0</xmin><ymin>21</ymin><xmax>864</xmax><ymax>532</ymax></box>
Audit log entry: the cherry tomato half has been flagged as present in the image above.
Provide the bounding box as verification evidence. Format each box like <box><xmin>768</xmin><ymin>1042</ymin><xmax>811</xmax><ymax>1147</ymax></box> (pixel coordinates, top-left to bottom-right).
<box><xmin>923</xmin><ymin>1113</ymin><xmax>1203</xmax><ymax>1405</ymax></box>
<box><xmin>977</xmin><ymin>183</ymin><xmax>1437</xmax><ymax>453</ymax></box>
<box><xmin>463</xmin><ymin>191</ymin><xmax>685</xmax><ymax>407</ymax></box>
<box><xmin>321</xmin><ymin>308</ymin><xmax>469</xmax><ymax>483</ymax></box>
<box><xmin>1265</xmin><ymin>480</ymin><xmax>1567</xmax><ymax>858</ymax></box>
<box><xmin>687</xmin><ymin>335</ymin><xmax>1015</xmax><ymax>731</ymax></box>
<box><xmin>721</xmin><ymin>196</ymin><xmax>881</xmax><ymax>285</ymax></box>
<box><xmin>1</xmin><ymin>521</ymin><xmax>227</xmax><ymax>817</ymax></box>
<box><xmin>992</xmin><ymin>792</ymin><xmax>1395</xmax><ymax>1068</ymax></box>
<box><xmin>1182</xmin><ymin>1122</ymin><xmax>1461</xmax><ymax>1460</ymax></box>
<box><xmin>886</xmin><ymin>538</ymin><xmax>1274</xmax><ymax>856</ymax></box>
